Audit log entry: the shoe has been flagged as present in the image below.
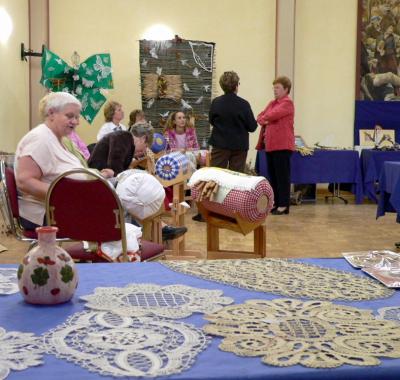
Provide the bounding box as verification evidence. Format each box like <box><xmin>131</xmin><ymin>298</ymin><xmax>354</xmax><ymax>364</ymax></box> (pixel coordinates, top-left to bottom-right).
<box><xmin>192</xmin><ymin>213</ymin><xmax>206</xmax><ymax>222</ymax></box>
<box><xmin>271</xmin><ymin>207</ymin><xmax>289</xmax><ymax>215</ymax></box>
<box><xmin>162</xmin><ymin>225</ymin><xmax>188</xmax><ymax>241</ymax></box>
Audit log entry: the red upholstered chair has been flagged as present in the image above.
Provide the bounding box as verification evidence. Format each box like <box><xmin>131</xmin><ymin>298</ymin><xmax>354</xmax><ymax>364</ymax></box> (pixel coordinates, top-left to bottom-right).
<box><xmin>0</xmin><ymin>159</ymin><xmax>38</xmax><ymax>248</ymax></box>
<box><xmin>45</xmin><ymin>168</ymin><xmax>164</xmax><ymax>262</ymax></box>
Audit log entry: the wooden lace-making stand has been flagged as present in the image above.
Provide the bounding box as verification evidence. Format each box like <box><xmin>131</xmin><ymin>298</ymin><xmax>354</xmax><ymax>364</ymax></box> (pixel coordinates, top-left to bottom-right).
<box><xmin>197</xmin><ymin>202</ymin><xmax>267</xmax><ymax>260</ymax></box>
<box><xmin>158</xmin><ymin>172</ymin><xmax>201</xmax><ymax>259</ymax></box>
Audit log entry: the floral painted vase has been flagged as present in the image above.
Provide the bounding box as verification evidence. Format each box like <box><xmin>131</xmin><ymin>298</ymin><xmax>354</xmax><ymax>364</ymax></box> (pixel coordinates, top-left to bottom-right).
<box><xmin>17</xmin><ymin>226</ymin><xmax>78</xmax><ymax>304</ymax></box>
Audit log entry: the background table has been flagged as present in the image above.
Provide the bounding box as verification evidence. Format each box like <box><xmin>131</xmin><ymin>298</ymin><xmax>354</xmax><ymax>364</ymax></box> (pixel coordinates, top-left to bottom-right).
<box><xmin>256</xmin><ymin>150</ymin><xmax>363</xmax><ymax>203</ymax></box>
<box><xmin>2</xmin><ymin>259</ymin><xmax>400</xmax><ymax>380</ymax></box>
<box><xmin>361</xmin><ymin>149</ymin><xmax>400</xmax><ymax>203</ymax></box>
<box><xmin>377</xmin><ymin>161</ymin><xmax>400</xmax><ymax>222</ymax></box>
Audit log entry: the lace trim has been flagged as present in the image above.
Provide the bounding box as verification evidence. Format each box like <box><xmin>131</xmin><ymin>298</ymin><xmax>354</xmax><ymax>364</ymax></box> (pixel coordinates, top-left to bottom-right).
<box><xmin>162</xmin><ymin>259</ymin><xmax>394</xmax><ymax>301</ymax></box>
<box><xmin>0</xmin><ymin>326</ymin><xmax>44</xmax><ymax>379</ymax></box>
<box><xmin>203</xmin><ymin>298</ymin><xmax>400</xmax><ymax>368</ymax></box>
<box><xmin>0</xmin><ymin>268</ymin><xmax>18</xmax><ymax>295</ymax></box>
<box><xmin>377</xmin><ymin>306</ymin><xmax>400</xmax><ymax>324</ymax></box>
<box><xmin>80</xmin><ymin>283</ymin><xmax>233</xmax><ymax>318</ymax></box>
<box><xmin>43</xmin><ymin>311</ymin><xmax>210</xmax><ymax>377</ymax></box>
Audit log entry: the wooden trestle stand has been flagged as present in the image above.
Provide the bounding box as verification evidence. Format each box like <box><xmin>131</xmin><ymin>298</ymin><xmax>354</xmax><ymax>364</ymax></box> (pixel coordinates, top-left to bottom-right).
<box><xmin>158</xmin><ymin>173</ymin><xmax>201</xmax><ymax>259</ymax></box>
<box><xmin>197</xmin><ymin>203</ymin><xmax>267</xmax><ymax>259</ymax></box>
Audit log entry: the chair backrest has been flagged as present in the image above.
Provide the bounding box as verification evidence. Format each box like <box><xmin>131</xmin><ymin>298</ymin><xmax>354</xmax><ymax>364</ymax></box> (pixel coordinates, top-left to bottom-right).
<box><xmin>0</xmin><ymin>159</ymin><xmax>37</xmax><ymax>241</ymax></box>
<box><xmin>45</xmin><ymin>168</ymin><xmax>128</xmax><ymax>260</ymax></box>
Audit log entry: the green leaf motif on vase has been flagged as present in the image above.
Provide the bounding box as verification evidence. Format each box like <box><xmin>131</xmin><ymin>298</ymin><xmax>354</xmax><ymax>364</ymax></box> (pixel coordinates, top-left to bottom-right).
<box><xmin>17</xmin><ymin>264</ymin><xmax>23</xmax><ymax>280</ymax></box>
<box><xmin>31</xmin><ymin>267</ymin><xmax>50</xmax><ymax>286</ymax></box>
<box><xmin>60</xmin><ymin>265</ymin><xmax>74</xmax><ymax>283</ymax></box>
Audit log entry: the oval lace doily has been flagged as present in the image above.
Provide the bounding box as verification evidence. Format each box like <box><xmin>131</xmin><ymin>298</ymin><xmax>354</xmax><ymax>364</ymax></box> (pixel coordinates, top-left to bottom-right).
<box><xmin>163</xmin><ymin>259</ymin><xmax>394</xmax><ymax>301</ymax></box>
<box><xmin>203</xmin><ymin>298</ymin><xmax>400</xmax><ymax>368</ymax></box>
<box><xmin>0</xmin><ymin>268</ymin><xmax>18</xmax><ymax>295</ymax></box>
<box><xmin>43</xmin><ymin>310</ymin><xmax>210</xmax><ymax>377</ymax></box>
<box><xmin>80</xmin><ymin>283</ymin><xmax>233</xmax><ymax>318</ymax></box>
<box><xmin>0</xmin><ymin>326</ymin><xmax>44</xmax><ymax>380</ymax></box>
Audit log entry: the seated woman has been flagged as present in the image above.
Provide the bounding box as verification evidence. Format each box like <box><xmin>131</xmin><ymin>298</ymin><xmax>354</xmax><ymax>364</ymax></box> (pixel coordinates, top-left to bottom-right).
<box><xmin>15</xmin><ymin>92</ymin><xmax>114</xmax><ymax>230</ymax></box>
<box><xmin>164</xmin><ymin>111</ymin><xmax>199</xmax><ymax>151</ymax></box>
<box><xmin>96</xmin><ymin>100</ymin><xmax>127</xmax><ymax>141</ymax></box>
<box><xmin>88</xmin><ymin>122</ymin><xmax>153</xmax><ymax>176</ymax></box>
<box><xmin>128</xmin><ymin>109</ymin><xmax>146</xmax><ymax>132</ymax></box>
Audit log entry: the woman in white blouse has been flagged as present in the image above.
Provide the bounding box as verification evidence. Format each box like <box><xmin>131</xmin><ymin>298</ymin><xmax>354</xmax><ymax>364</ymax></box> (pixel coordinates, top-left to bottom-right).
<box><xmin>96</xmin><ymin>100</ymin><xmax>127</xmax><ymax>141</ymax></box>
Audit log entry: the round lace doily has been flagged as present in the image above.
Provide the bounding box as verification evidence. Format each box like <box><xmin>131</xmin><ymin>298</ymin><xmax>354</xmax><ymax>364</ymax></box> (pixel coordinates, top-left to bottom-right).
<box><xmin>0</xmin><ymin>268</ymin><xmax>18</xmax><ymax>295</ymax></box>
<box><xmin>203</xmin><ymin>298</ymin><xmax>400</xmax><ymax>368</ymax></box>
<box><xmin>43</xmin><ymin>310</ymin><xmax>210</xmax><ymax>377</ymax></box>
<box><xmin>80</xmin><ymin>283</ymin><xmax>233</xmax><ymax>318</ymax></box>
<box><xmin>0</xmin><ymin>326</ymin><xmax>44</xmax><ymax>379</ymax></box>
<box><xmin>163</xmin><ymin>259</ymin><xmax>394</xmax><ymax>301</ymax></box>
<box><xmin>377</xmin><ymin>306</ymin><xmax>400</xmax><ymax>324</ymax></box>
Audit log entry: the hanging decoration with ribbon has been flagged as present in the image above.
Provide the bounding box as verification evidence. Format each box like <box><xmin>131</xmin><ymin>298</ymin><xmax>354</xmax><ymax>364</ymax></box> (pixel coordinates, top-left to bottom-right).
<box><xmin>40</xmin><ymin>47</ymin><xmax>113</xmax><ymax>123</ymax></box>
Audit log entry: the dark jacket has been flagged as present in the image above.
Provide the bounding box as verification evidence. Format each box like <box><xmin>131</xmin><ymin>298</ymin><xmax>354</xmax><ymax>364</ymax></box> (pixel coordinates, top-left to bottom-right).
<box><xmin>208</xmin><ymin>92</ymin><xmax>257</xmax><ymax>150</ymax></box>
<box><xmin>88</xmin><ymin>131</ymin><xmax>135</xmax><ymax>175</ymax></box>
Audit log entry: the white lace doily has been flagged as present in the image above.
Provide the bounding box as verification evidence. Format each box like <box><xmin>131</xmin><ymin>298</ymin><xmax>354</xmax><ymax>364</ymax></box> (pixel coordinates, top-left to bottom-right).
<box><xmin>0</xmin><ymin>326</ymin><xmax>44</xmax><ymax>380</ymax></box>
<box><xmin>43</xmin><ymin>310</ymin><xmax>210</xmax><ymax>377</ymax></box>
<box><xmin>80</xmin><ymin>283</ymin><xmax>233</xmax><ymax>318</ymax></box>
<box><xmin>163</xmin><ymin>259</ymin><xmax>394</xmax><ymax>301</ymax></box>
<box><xmin>203</xmin><ymin>298</ymin><xmax>400</xmax><ymax>368</ymax></box>
<box><xmin>377</xmin><ymin>306</ymin><xmax>400</xmax><ymax>324</ymax></box>
<box><xmin>0</xmin><ymin>268</ymin><xmax>18</xmax><ymax>295</ymax></box>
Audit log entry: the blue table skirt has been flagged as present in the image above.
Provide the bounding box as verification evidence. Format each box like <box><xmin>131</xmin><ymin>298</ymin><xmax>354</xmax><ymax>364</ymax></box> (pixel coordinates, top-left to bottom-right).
<box><xmin>256</xmin><ymin>150</ymin><xmax>363</xmax><ymax>203</ymax></box>
<box><xmin>2</xmin><ymin>259</ymin><xmax>400</xmax><ymax>380</ymax></box>
<box><xmin>361</xmin><ymin>149</ymin><xmax>400</xmax><ymax>203</ymax></box>
<box><xmin>377</xmin><ymin>161</ymin><xmax>400</xmax><ymax>222</ymax></box>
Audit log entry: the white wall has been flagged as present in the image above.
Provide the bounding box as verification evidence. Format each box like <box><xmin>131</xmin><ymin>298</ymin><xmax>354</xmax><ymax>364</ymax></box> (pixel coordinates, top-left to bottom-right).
<box><xmin>0</xmin><ymin>0</ymin><xmax>29</xmax><ymax>152</ymax></box>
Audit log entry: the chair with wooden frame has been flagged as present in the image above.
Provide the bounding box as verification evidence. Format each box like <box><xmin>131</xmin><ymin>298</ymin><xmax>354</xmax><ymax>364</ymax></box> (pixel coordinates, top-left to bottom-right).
<box><xmin>0</xmin><ymin>159</ymin><xmax>38</xmax><ymax>250</ymax></box>
<box><xmin>45</xmin><ymin>168</ymin><xmax>165</xmax><ymax>262</ymax></box>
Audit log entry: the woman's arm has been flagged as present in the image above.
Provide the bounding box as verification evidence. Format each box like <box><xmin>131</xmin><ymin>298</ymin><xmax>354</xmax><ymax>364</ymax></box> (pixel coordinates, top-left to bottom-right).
<box><xmin>264</xmin><ymin>99</ymin><xmax>294</xmax><ymax>122</ymax></box>
<box><xmin>16</xmin><ymin>156</ymin><xmax>49</xmax><ymax>201</ymax></box>
<box><xmin>256</xmin><ymin>103</ymin><xmax>271</xmax><ymax>126</ymax></box>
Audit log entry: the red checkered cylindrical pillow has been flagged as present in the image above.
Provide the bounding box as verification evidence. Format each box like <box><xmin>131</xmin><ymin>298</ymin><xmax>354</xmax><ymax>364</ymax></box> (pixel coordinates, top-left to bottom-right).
<box><xmin>191</xmin><ymin>179</ymin><xmax>274</xmax><ymax>222</ymax></box>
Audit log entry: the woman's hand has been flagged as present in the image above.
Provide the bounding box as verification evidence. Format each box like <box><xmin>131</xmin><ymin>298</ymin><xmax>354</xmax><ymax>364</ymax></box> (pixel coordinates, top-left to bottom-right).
<box><xmin>100</xmin><ymin>168</ymin><xmax>114</xmax><ymax>178</ymax></box>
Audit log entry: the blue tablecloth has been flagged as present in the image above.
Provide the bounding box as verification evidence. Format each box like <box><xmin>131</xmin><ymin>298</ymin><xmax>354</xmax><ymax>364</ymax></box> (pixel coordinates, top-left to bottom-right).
<box><xmin>256</xmin><ymin>150</ymin><xmax>363</xmax><ymax>203</ymax></box>
<box><xmin>2</xmin><ymin>259</ymin><xmax>400</xmax><ymax>380</ymax></box>
<box><xmin>377</xmin><ymin>161</ymin><xmax>400</xmax><ymax>222</ymax></box>
<box><xmin>361</xmin><ymin>149</ymin><xmax>400</xmax><ymax>203</ymax></box>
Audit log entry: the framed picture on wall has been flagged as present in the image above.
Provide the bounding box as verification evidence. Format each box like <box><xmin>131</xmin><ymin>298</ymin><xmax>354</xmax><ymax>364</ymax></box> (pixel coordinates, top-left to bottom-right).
<box><xmin>295</xmin><ymin>135</ymin><xmax>307</xmax><ymax>148</ymax></box>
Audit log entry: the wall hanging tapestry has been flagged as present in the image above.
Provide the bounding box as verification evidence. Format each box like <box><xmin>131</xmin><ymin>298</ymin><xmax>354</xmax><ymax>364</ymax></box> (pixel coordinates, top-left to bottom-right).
<box><xmin>139</xmin><ymin>38</ymin><xmax>215</xmax><ymax>145</ymax></box>
<box><xmin>355</xmin><ymin>0</ymin><xmax>400</xmax><ymax>144</ymax></box>
<box><xmin>40</xmin><ymin>48</ymin><xmax>113</xmax><ymax>123</ymax></box>
<box><xmin>203</xmin><ymin>298</ymin><xmax>400</xmax><ymax>368</ymax></box>
<box><xmin>80</xmin><ymin>283</ymin><xmax>233</xmax><ymax>318</ymax></box>
<box><xmin>162</xmin><ymin>259</ymin><xmax>394</xmax><ymax>301</ymax></box>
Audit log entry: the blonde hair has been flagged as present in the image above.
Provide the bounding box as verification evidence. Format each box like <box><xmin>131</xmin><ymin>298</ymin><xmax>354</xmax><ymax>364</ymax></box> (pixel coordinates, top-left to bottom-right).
<box><xmin>104</xmin><ymin>100</ymin><xmax>122</xmax><ymax>122</ymax></box>
<box><xmin>39</xmin><ymin>92</ymin><xmax>81</xmax><ymax>120</ymax></box>
<box><xmin>164</xmin><ymin>111</ymin><xmax>193</xmax><ymax>132</ymax></box>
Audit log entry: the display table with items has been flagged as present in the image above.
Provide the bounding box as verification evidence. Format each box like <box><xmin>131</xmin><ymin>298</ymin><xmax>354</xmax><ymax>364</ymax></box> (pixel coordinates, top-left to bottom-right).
<box><xmin>376</xmin><ymin>161</ymin><xmax>400</xmax><ymax>222</ymax></box>
<box><xmin>1</xmin><ymin>257</ymin><xmax>400</xmax><ymax>380</ymax></box>
<box><xmin>256</xmin><ymin>150</ymin><xmax>363</xmax><ymax>203</ymax></box>
<box><xmin>361</xmin><ymin>149</ymin><xmax>400</xmax><ymax>203</ymax></box>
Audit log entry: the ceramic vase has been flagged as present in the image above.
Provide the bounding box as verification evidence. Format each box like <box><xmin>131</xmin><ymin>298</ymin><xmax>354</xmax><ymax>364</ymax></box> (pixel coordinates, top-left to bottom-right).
<box><xmin>17</xmin><ymin>226</ymin><xmax>78</xmax><ymax>304</ymax></box>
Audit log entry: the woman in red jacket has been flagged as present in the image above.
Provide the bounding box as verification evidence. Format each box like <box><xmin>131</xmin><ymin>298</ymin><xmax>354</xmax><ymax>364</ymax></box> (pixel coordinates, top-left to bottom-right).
<box><xmin>256</xmin><ymin>76</ymin><xmax>295</xmax><ymax>215</ymax></box>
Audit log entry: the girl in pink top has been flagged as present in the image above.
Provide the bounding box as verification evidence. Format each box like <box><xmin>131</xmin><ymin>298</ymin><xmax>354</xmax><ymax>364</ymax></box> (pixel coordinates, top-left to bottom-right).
<box><xmin>164</xmin><ymin>111</ymin><xmax>199</xmax><ymax>151</ymax></box>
